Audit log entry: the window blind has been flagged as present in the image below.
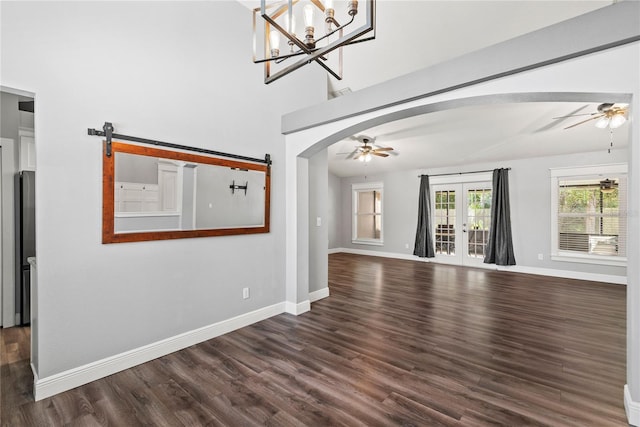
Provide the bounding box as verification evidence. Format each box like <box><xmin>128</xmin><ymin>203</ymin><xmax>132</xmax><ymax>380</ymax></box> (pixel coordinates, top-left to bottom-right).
<box><xmin>557</xmin><ymin>175</ymin><xmax>627</xmax><ymax>257</ymax></box>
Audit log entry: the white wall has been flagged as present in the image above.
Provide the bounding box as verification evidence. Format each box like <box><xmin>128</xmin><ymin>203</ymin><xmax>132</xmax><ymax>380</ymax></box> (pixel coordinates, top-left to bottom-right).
<box><xmin>328</xmin><ymin>171</ymin><xmax>342</xmax><ymax>249</ymax></box>
<box><xmin>0</xmin><ymin>1</ymin><xmax>325</xmax><ymax>380</ymax></box>
<box><xmin>308</xmin><ymin>150</ymin><xmax>328</xmax><ymax>293</ymax></box>
<box><xmin>335</xmin><ymin>149</ymin><xmax>627</xmax><ymax>279</ymax></box>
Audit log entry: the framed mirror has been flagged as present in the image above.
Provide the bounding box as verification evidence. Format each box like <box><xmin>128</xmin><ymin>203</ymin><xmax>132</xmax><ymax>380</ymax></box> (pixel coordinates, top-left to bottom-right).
<box><xmin>103</xmin><ymin>141</ymin><xmax>270</xmax><ymax>243</ymax></box>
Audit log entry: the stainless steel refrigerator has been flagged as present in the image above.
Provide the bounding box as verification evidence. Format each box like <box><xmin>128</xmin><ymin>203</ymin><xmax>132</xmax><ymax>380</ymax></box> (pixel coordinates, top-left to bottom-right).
<box><xmin>15</xmin><ymin>170</ymin><xmax>35</xmax><ymax>326</ymax></box>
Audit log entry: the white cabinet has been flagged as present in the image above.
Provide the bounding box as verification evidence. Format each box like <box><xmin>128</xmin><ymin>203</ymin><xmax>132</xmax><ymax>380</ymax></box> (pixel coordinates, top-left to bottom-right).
<box><xmin>115</xmin><ymin>182</ymin><xmax>159</xmax><ymax>212</ymax></box>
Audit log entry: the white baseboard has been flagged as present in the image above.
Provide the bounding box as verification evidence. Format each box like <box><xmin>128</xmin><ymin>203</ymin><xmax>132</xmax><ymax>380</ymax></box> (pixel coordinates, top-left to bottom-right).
<box><xmin>285</xmin><ymin>300</ymin><xmax>310</xmax><ymax>315</ymax></box>
<box><xmin>328</xmin><ymin>248</ymin><xmax>342</xmax><ymax>254</ymax></box>
<box><xmin>496</xmin><ymin>264</ymin><xmax>626</xmax><ymax>285</ymax></box>
<box><xmin>334</xmin><ymin>247</ymin><xmax>422</xmax><ymax>262</ymax></box>
<box><xmin>309</xmin><ymin>287</ymin><xmax>330</xmax><ymax>302</ymax></box>
<box><xmin>625</xmin><ymin>385</ymin><xmax>640</xmax><ymax>425</ymax></box>
<box><xmin>331</xmin><ymin>248</ymin><xmax>626</xmax><ymax>285</ymax></box>
<box><xmin>34</xmin><ymin>302</ymin><xmax>286</xmax><ymax>401</ymax></box>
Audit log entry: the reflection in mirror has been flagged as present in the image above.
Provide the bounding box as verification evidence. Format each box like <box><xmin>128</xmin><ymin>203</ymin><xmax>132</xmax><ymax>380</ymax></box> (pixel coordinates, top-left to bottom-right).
<box><xmin>103</xmin><ymin>142</ymin><xmax>270</xmax><ymax>243</ymax></box>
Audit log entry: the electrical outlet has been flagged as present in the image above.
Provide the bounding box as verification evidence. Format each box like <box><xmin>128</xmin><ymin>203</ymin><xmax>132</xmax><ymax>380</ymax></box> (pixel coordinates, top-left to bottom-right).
<box><xmin>405</xmin><ymin>243</ymin><xmax>409</xmax><ymax>249</ymax></box>
<box><xmin>538</xmin><ymin>253</ymin><xmax>544</xmax><ymax>261</ymax></box>
<box><xmin>243</xmin><ymin>287</ymin><xmax>250</xmax><ymax>299</ymax></box>
<box><xmin>316</xmin><ymin>217</ymin><xmax>322</xmax><ymax>227</ymax></box>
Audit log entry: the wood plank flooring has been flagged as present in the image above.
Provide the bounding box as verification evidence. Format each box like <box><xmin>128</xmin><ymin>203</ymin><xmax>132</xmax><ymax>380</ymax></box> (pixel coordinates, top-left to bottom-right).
<box><xmin>1</xmin><ymin>253</ymin><xmax>627</xmax><ymax>426</ymax></box>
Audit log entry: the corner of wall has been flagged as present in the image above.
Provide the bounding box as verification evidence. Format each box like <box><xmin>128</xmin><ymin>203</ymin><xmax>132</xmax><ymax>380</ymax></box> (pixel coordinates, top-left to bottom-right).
<box><xmin>285</xmin><ymin>300</ymin><xmax>311</xmax><ymax>315</ymax></box>
<box><xmin>625</xmin><ymin>384</ymin><xmax>640</xmax><ymax>426</ymax></box>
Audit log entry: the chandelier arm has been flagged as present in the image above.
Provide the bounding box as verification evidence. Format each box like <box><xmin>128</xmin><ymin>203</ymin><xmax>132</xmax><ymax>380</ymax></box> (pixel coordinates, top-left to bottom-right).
<box><xmin>261</xmin><ymin>16</ymin><xmax>355</xmax><ymax>65</ymax></box>
<box><xmin>275</xmin><ymin>52</ymin><xmax>331</xmax><ymax>65</ymax></box>
<box><xmin>314</xmin><ymin>15</ymin><xmax>355</xmax><ymax>46</ymax></box>
<box><xmin>311</xmin><ymin>54</ymin><xmax>343</xmax><ymax>80</ymax></box>
<box><xmin>255</xmin><ymin>49</ymin><xmax>310</xmax><ymax>64</ymax></box>
<box><xmin>269</xmin><ymin>48</ymin><xmax>339</xmax><ymax>79</ymax></box>
<box><xmin>255</xmin><ymin>46</ymin><xmax>331</xmax><ymax>64</ymax></box>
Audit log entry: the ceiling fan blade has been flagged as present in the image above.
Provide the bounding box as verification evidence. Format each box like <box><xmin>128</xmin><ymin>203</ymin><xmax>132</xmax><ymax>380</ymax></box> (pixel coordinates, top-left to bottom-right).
<box><xmin>353</xmin><ymin>152</ymin><xmax>362</xmax><ymax>160</ymax></box>
<box><xmin>552</xmin><ymin>112</ymin><xmax>597</xmax><ymax>119</ymax></box>
<box><xmin>372</xmin><ymin>152</ymin><xmax>389</xmax><ymax>157</ymax></box>
<box><xmin>564</xmin><ymin>114</ymin><xmax>603</xmax><ymax>130</ymax></box>
<box><xmin>373</xmin><ymin>147</ymin><xmax>394</xmax><ymax>152</ymax></box>
<box><xmin>535</xmin><ymin>105</ymin><xmax>594</xmax><ymax>133</ymax></box>
<box><xmin>345</xmin><ymin>149</ymin><xmax>359</xmax><ymax>160</ymax></box>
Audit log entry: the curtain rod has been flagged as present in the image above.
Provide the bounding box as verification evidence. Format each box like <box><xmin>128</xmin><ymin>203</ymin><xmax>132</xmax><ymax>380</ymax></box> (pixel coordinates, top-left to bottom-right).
<box><xmin>88</xmin><ymin>121</ymin><xmax>271</xmax><ymax>165</ymax></box>
<box><xmin>418</xmin><ymin>167</ymin><xmax>510</xmax><ymax>178</ymax></box>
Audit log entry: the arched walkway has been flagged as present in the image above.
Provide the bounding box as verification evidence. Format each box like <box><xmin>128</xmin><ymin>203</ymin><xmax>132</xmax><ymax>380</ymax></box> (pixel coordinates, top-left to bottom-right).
<box><xmin>283</xmin><ymin>19</ymin><xmax>639</xmax><ymax>422</ymax></box>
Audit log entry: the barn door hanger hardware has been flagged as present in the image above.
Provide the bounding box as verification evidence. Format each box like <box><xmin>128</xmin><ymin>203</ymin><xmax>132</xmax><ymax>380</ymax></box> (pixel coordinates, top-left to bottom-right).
<box><xmin>87</xmin><ymin>122</ymin><xmax>114</xmax><ymax>156</ymax></box>
<box><xmin>87</xmin><ymin>121</ymin><xmax>272</xmax><ymax>165</ymax></box>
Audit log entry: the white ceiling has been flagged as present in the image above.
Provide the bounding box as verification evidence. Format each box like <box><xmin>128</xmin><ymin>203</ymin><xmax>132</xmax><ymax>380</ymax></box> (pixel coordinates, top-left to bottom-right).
<box><xmin>327</xmin><ymin>101</ymin><xmax>630</xmax><ymax>177</ymax></box>
<box><xmin>243</xmin><ymin>1</ymin><xmax>626</xmax><ymax>177</ymax></box>
<box><xmin>328</xmin><ymin>0</ymin><xmax>613</xmax><ymax>95</ymax></box>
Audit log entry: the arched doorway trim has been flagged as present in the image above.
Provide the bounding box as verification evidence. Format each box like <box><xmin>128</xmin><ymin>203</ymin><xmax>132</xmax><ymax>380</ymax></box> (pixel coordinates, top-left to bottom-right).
<box><xmin>283</xmin><ymin>40</ymin><xmax>639</xmax><ymax>425</ymax></box>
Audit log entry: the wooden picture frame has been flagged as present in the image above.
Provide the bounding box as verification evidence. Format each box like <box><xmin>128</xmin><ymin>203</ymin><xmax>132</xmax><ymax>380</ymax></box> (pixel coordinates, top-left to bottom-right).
<box><xmin>103</xmin><ymin>141</ymin><xmax>270</xmax><ymax>244</ymax></box>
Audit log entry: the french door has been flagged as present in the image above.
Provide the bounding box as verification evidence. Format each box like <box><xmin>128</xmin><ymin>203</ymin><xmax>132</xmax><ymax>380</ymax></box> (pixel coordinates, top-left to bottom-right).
<box><xmin>432</xmin><ymin>182</ymin><xmax>492</xmax><ymax>267</ymax></box>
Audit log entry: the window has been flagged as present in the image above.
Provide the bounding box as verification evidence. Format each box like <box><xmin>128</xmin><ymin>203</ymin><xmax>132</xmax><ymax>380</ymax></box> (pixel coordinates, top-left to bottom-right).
<box><xmin>434</xmin><ymin>190</ymin><xmax>456</xmax><ymax>255</ymax></box>
<box><xmin>352</xmin><ymin>182</ymin><xmax>383</xmax><ymax>245</ymax></box>
<box><xmin>551</xmin><ymin>164</ymin><xmax>627</xmax><ymax>266</ymax></box>
<box><xmin>466</xmin><ymin>188</ymin><xmax>492</xmax><ymax>258</ymax></box>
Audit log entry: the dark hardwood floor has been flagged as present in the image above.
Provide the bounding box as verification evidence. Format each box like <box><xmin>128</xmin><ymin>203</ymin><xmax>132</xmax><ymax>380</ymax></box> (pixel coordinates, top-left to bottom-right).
<box><xmin>1</xmin><ymin>253</ymin><xmax>627</xmax><ymax>426</ymax></box>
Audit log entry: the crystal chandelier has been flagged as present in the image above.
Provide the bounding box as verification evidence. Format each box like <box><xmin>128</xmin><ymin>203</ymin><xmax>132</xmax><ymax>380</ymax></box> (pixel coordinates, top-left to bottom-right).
<box><xmin>253</xmin><ymin>0</ymin><xmax>376</xmax><ymax>84</ymax></box>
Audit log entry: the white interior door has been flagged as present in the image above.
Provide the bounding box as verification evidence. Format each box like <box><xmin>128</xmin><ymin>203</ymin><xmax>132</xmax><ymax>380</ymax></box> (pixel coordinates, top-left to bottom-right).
<box><xmin>432</xmin><ymin>181</ymin><xmax>492</xmax><ymax>267</ymax></box>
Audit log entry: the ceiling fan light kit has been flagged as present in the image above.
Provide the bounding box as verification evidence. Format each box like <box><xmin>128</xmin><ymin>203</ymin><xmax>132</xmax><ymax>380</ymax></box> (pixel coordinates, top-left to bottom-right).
<box><xmin>600</xmin><ymin>179</ymin><xmax>617</xmax><ymax>194</ymax></box>
<box><xmin>609</xmin><ymin>113</ymin><xmax>627</xmax><ymax>129</ymax></box>
<box><xmin>343</xmin><ymin>135</ymin><xmax>394</xmax><ymax>162</ymax></box>
<box><xmin>560</xmin><ymin>103</ymin><xmax>628</xmax><ymax>130</ymax></box>
<box><xmin>555</xmin><ymin>102</ymin><xmax>629</xmax><ymax>153</ymax></box>
<box><xmin>359</xmin><ymin>152</ymin><xmax>372</xmax><ymax>162</ymax></box>
<box><xmin>252</xmin><ymin>0</ymin><xmax>376</xmax><ymax>84</ymax></box>
<box><xmin>595</xmin><ymin>116</ymin><xmax>610</xmax><ymax>129</ymax></box>
<box><xmin>594</xmin><ymin>106</ymin><xmax>627</xmax><ymax>130</ymax></box>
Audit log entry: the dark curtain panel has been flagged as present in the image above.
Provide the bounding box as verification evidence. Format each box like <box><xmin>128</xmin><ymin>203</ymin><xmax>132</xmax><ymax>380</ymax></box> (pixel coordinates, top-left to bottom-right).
<box><xmin>413</xmin><ymin>175</ymin><xmax>435</xmax><ymax>258</ymax></box>
<box><xmin>484</xmin><ymin>168</ymin><xmax>516</xmax><ymax>265</ymax></box>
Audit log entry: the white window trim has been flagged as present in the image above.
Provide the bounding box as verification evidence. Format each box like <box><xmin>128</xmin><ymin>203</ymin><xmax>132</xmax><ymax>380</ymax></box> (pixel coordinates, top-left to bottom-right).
<box><xmin>550</xmin><ymin>163</ymin><xmax>627</xmax><ymax>267</ymax></box>
<box><xmin>352</xmin><ymin>182</ymin><xmax>383</xmax><ymax>246</ymax></box>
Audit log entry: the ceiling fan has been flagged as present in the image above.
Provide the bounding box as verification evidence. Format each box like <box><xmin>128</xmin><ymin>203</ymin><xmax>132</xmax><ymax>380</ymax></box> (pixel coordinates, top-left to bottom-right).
<box><xmin>554</xmin><ymin>103</ymin><xmax>628</xmax><ymax>130</ymax></box>
<box><xmin>341</xmin><ymin>136</ymin><xmax>395</xmax><ymax>162</ymax></box>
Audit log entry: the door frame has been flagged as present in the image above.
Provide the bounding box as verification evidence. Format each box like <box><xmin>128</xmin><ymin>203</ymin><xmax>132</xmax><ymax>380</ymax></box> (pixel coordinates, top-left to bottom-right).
<box><xmin>1</xmin><ymin>85</ymin><xmax>36</xmax><ymax>328</ymax></box>
<box><xmin>431</xmin><ymin>172</ymin><xmax>493</xmax><ymax>267</ymax></box>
